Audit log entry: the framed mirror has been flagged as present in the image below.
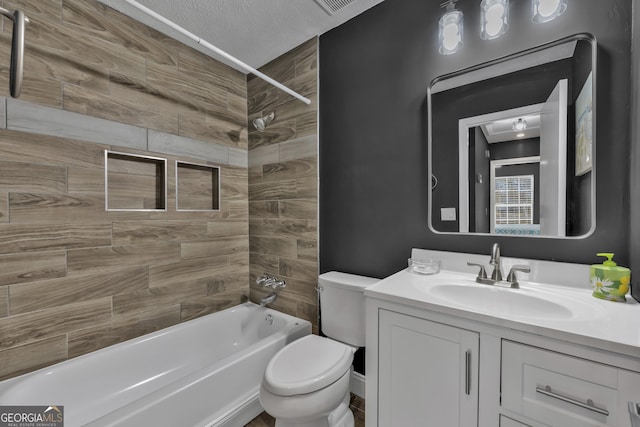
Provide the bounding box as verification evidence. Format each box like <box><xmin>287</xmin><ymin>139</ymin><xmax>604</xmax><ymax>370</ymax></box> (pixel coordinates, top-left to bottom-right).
<box><xmin>428</xmin><ymin>34</ymin><xmax>596</xmax><ymax>238</ymax></box>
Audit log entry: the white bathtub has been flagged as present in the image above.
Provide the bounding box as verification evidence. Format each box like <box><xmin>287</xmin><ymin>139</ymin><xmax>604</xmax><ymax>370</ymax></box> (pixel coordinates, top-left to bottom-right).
<box><xmin>0</xmin><ymin>302</ymin><xmax>311</xmax><ymax>427</ymax></box>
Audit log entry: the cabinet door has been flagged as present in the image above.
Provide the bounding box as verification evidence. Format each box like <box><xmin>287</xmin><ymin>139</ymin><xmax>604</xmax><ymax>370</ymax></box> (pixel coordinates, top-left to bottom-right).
<box><xmin>378</xmin><ymin>309</ymin><xmax>479</xmax><ymax>427</ymax></box>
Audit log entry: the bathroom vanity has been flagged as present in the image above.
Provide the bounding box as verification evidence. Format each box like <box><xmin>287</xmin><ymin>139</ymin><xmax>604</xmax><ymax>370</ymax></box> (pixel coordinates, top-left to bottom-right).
<box><xmin>365</xmin><ymin>249</ymin><xmax>640</xmax><ymax>427</ymax></box>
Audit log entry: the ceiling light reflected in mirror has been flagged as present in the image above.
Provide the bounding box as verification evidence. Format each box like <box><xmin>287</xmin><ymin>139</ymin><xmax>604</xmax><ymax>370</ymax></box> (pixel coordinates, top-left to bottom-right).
<box><xmin>512</xmin><ymin>118</ymin><xmax>527</xmax><ymax>131</ymax></box>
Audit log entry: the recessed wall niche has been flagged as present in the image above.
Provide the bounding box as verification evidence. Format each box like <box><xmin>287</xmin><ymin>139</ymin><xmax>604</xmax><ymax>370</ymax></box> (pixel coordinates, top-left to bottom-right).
<box><xmin>176</xmin><ymin>161</ymin><xmax>220</xmax><ymax>211</ymax></box>
<box><xmin>105</xmin><ymin>150</ymin><xmax>167</xmax><ymax>211</ymax></box>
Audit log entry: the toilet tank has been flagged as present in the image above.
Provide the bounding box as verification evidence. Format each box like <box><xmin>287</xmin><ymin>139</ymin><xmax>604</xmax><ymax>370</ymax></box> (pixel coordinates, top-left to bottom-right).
<box><xmin>318</xmin><ymin>271</ymin><xmax>379</xmax><ymax>347</ymax></box>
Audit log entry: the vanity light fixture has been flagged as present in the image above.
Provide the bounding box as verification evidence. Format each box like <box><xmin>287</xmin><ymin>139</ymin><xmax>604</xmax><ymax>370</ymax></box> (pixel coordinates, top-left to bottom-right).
<box><xmin>439</xmin><ymin>0</ymin><xmax>463</xmax><ymax>55</ymax></box>
<box><xmin>480</xmin><ymin>0</ymin><xmax>509</xmax><ymax>40</ymax></box>
<box><xmin>512</xmin><ymin>117</ymin><xmax>527</xmax><ymax>131</ymax></box>
<box><xmin>531</xmin><ymin>0</ymin><xmax>567</xmax><ymax>23</ymax></box>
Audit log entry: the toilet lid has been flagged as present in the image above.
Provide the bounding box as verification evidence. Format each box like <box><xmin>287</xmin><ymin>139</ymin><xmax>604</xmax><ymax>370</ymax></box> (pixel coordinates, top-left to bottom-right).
<box><xmin>263</xmin><ymin>335</ymin><xmax>353</xmax><ymax>397</ymax></box>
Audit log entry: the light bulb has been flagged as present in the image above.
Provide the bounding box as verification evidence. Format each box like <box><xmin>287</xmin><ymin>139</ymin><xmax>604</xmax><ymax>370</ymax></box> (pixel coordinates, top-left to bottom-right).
<box><xmin>439</xmin><ymin>10</ymin><xmax>463</xmax><ymax>54</ymax></box>
<box><xmin>537</xmin><ymin>0</ymin><xmax>560</xmax><ymax>17</ymax></box>
<box><xmin>532</xmin><ymin>0</ymin><xmax>566</xmax><ymax>23</ymax></box>
<box><xmin>442</xmin><ymin>23</ymin><xmax>460</xmax><ymax>50</ymax></box>
<box><xmin>481</xmin><ymin>0</ymin><xmax>508</xmax><ymax>40</ymax></box>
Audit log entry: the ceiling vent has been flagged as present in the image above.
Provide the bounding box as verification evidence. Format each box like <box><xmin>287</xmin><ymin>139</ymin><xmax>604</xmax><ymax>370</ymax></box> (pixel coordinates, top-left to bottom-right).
<box><xmin>314</xmin><ymin>0</ymin><xmax>356</xmax><ymax>15</ymax></box>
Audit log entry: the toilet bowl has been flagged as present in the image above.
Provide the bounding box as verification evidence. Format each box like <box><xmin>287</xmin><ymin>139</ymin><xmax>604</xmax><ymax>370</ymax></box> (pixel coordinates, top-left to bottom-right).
<box><xmin>260</xmin><ymin>335</ymin><xmax>355</xmax><ymax>427</ymax></box>
<box><xmin>259</xmin><ymin>272</ymin><xmax>379</xmax><ymax>427</ymax></box>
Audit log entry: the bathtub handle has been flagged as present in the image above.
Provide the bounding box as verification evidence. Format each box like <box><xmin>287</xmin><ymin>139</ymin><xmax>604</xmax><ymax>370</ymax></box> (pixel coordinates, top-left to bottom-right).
<box><xmin>256</xmin><ymin>274</ymin><xmax>271</xmax><ymax>286</ymax></box>
<box><xmin>269</xmin><ymin>279</ymin><xmax>286</xmax><ymax>289</ymax></box>
<box><xmin>257</xmin><ymin>274</ymin><xmax>286</xmax><ymax>289</ymax></box>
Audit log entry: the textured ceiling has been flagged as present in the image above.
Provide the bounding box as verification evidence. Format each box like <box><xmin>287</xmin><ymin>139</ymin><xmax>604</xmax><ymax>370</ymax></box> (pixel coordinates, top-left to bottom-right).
<box><xmin>100</xmin><ymin>0</ymin><xmax>385</xmax><ymax>72</ymax></box>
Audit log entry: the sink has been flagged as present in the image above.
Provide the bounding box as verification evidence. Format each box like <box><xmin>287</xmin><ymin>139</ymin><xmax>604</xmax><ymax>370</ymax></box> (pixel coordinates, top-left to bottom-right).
<box><xmin>429</xmin><ymin>284</ymin><xmax>574</xmax><ymax>319</ymax></box>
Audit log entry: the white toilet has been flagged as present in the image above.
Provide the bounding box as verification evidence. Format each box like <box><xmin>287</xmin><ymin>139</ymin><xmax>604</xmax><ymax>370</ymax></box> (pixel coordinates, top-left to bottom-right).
<box><xmin>259</xmin><ymin>271</ymin><xmax>378</xmax><ymax>427</ymax></box>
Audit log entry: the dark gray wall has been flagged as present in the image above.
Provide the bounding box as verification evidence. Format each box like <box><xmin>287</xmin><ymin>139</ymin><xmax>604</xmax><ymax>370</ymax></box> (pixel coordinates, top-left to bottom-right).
<box><xmin>631</xmin><ymin>1</ymin><xmax>640</xmax><ymax>302</ymax></box>
<box><xmin>320</xmin><ymin>0</ymin><xmax>632</xmax><ymax>280</ymax></box>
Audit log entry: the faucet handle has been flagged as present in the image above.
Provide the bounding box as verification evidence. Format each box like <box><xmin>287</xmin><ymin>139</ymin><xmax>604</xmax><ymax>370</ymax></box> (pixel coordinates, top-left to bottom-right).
<box><xmin>467</xmin><ymin>262</ymin><xmax>488</xmax><ymax>280</ymax></box>
<box><xmin>257</xmin><ymin>274</ymin><xmax>286</xmax><ymax>290</ymax></box>
<box><xmin>269</xmin><ymin>279</ymin><xmax>286</xmax><ymax>290</ymax></box>
<box><xmin>256</xmin><ymin>274</ymin><xmax>272</xmax><ymax>286</ymax></box>
<box><xmin>506</xmin><ymin>265</ymin><xmax>531</xmax><ymax>288</ymax></box>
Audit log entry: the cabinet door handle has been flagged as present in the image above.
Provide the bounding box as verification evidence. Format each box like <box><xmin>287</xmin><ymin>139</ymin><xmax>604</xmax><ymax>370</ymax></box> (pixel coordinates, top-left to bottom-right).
<box><xmin>629</xmin><ymin>402</ymin><xmax>640</xmax><ymax>427</ymax></box>
<box><xmin>465</xmin><ymin>350</ymin><xmax>471</xmax><ymax>395</ymax></box>
<box><xmin>535</xmin><ymin>385</ymin><xmax>609</xmax><ymax>416</ymax></box>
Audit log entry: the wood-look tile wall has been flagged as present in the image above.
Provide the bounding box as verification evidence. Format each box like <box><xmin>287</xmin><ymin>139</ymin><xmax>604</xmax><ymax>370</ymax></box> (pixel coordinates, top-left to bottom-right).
<box><xmin>0</xmin><ymin>0</ymin><xmax>249</xmax><ymax>380</ymax></box>
<box><xmin>247</xmin><ymin>39</ymin><xmax>319</xmax><ymax>331</ymax></box>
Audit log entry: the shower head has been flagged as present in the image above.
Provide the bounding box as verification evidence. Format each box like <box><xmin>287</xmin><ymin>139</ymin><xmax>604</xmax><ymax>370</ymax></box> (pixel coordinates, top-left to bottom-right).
<box><xmin>252</xmin><ymin>112</ymin><xmax>275</xmax><ymax>131</ymax></box>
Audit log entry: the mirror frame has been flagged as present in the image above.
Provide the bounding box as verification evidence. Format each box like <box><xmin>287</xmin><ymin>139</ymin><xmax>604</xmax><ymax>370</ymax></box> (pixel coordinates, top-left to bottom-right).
<box><xmin>427</xmin><ymin>33</ymin><xmax>597</xmax><ymax>239</ymax></box>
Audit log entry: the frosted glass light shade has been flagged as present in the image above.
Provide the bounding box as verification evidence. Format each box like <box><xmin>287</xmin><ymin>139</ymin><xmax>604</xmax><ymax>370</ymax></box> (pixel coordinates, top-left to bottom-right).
<box><xmin>439</xmin><ymin>10</ymin><xmax>463</xmax><ymax>55</ymax></box>
<box><xmin>532</xmin><ymin>0</ymin><xmax>567</xmax><ymax>23</ymax></box>
<box><xmin>481</xmin><ymin>0</ymin><xmax>509</xmax><ymax>40</ymax></box>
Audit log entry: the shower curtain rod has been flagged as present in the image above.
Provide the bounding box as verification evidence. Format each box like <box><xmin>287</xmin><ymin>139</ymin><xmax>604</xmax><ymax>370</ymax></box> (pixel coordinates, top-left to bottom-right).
<box><xmin>121</xmin><ymin>0</ymin><xmax>311</xmax><ymax>105</ymax></box>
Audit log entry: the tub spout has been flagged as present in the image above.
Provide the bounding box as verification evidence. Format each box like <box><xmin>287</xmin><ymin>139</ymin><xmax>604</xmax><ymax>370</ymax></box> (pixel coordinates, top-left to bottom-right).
<box><xmin>260</xmin><ymin>292</ymin><xmax>278</xmax><ymax>307</ymax></box>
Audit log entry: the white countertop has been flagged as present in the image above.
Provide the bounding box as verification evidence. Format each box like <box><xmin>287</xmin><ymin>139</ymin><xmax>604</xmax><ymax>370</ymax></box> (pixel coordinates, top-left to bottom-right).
<box><xmin>365</xmin><ymin>268</ymin><xmax>640</xmax><ymax>358</ymax></box>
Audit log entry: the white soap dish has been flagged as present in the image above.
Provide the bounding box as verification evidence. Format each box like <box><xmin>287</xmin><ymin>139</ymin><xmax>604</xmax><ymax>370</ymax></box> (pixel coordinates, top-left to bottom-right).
<box><xmin>407</xmin><ymin>258</ymin><xmax>441</xmax><ymax>275</ymax></box>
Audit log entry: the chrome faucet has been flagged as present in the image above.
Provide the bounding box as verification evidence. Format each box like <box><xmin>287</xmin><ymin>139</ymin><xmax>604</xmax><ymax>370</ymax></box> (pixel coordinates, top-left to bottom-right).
<box><xmin>256</xmin><ymin>274</ymin><xmax>286</xmax><ymax>307</ymax></box>
<box><xmin>260</xmin><ymin>292</ymin><xmax>278</xmax><ymax>307</ymax></box>
<box><xmin>256</xmin><ymin>274</ymin><xmax>286</xmax><ymax>290</ymax></box>
<box><xmin>467</xmin><ymin>243</ymin><xmax>530</xmax><ymax>288</ymax></box>
<box><xmin>489</xmin><ymin>243</ymin><xmax>503</xmax><ymax>282</ymax></box>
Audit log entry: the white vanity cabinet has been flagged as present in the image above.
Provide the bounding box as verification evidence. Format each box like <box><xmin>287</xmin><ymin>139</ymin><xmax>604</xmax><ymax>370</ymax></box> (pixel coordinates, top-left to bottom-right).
<box><xmin>377</xmin><ymin>309</ymin><xmax>479</xmax><ymax>426</ymax></box>
<box><xmin>365</xmin><ymin>252</ymin><xmax>640</xmax><ymax>427</ymax></box>
<box><xmin>366</xmin><ymin>297</ymin><xmax>640</xmax><ymax>427</ymax></box>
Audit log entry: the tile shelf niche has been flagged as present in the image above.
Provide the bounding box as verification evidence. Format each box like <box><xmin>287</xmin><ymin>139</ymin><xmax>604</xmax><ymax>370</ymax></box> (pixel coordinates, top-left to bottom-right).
<box><xmin>176</xmin><ymin>161</ymin><xmax>220</xmax><ymax>212</ymax></box>
<box><xmin>105</xmin><ymin>150</ymin><xmax>168</xmax><ymax>212</ymax></box>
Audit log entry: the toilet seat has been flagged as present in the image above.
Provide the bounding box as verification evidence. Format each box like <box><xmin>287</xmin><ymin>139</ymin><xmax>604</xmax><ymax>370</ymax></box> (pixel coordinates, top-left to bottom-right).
<box><xmin>263</xmin><ymin>335</ymin><xmax>353</xmax><ymax>396</ymax></box>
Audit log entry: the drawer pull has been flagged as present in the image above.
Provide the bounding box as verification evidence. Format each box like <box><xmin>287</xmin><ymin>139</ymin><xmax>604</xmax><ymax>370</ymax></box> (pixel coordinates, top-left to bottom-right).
<box><xmin>536</xmin><ymin>385</ymin><xmax>609</xmax><ymax>416</ymax></box>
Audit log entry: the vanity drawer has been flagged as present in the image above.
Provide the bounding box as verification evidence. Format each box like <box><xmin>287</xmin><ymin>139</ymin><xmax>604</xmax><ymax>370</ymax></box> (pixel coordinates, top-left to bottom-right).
<box><xmin>500</xmin><ymin>415</ymin><xmax>532</xmax><ymax>427</ymax></box>
<box><xmin>501</xmin><ymin>340</ymin><xmax>620</xmax><ymax>426</ymax></box>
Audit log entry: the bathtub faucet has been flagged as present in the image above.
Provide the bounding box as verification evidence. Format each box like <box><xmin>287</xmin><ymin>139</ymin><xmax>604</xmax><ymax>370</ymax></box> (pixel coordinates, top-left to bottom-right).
<box><xmin>256</xmin><ymin>274</ymin><xmax>286</xmax><ymax>307</ymax></box>
<box><xmin>260</xmin><ymin>292</ymin><xmax>278</xmax><ymax>307</ymax></box>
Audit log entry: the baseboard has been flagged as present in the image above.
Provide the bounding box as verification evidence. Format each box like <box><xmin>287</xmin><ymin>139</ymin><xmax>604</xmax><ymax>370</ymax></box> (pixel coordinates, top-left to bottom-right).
<box><xmin>209</xmin><ymin>391</ymin><xmax>263</xmax><ymax>427</ymax></box>
<box><xmin>350</xmin><ymin>371</ymin><xmax>365</xmax><ymax>399</ymax></box>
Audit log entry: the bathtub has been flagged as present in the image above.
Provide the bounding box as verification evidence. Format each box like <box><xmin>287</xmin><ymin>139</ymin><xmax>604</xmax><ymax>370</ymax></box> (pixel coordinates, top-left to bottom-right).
<box><xmin>0</xmin><ymin>302</ymin><xmax>311</xmax><ymax>427</ymax></box>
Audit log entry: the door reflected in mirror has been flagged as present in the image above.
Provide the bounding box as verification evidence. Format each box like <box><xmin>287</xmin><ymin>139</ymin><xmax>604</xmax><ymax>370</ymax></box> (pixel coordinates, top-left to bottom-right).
<box><xmin>428</xmin><ymin>34</ymin><xmax>596</xmax><ymax>238</ymax></box>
